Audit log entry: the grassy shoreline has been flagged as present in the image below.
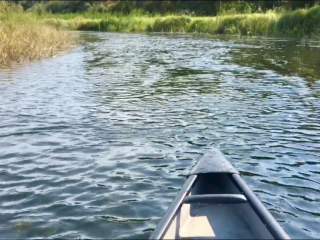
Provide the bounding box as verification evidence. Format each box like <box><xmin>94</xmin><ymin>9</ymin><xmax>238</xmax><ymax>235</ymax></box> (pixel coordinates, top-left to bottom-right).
<box><xmin>41</xmin><ymin>6</ymin><xmax>320</xmax><ymax>39</ymax></box>
<box><xmin>1</xmin><ymin>2</ymin><xmax>320</xmax><ymax>68</ymax></box>
<box><xmin>0</xmin><ymin>2</ymin><xmax>75</xmax><ymax>69</ymax></box>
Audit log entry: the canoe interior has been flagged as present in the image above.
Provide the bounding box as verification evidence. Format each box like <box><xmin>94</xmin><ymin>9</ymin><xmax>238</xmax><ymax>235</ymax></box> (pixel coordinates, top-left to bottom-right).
<box><xmin>163</xmin><ymin>173</ymin><xmax>273</xmax><ymax>239</ymax></box>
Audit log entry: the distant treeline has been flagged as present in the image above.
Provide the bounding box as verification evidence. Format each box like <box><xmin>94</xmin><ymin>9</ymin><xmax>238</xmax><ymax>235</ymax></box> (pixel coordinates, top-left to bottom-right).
<box><xmin>8</xmin><ymin>1</ymin><xmax>320</xmax><ymax>15</ymax></box>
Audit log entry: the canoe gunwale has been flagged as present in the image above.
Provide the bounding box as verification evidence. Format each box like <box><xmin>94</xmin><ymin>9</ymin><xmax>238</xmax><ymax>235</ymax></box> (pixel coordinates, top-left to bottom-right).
<box><xmin>149</xmin><ymin>175</ymin><xmax>197</xmax><ymax>240</ymax></box>
<box><xmin>230</xmin><ymin>173</ymin><xmax>290</xmax><ymax>240</ymax></box>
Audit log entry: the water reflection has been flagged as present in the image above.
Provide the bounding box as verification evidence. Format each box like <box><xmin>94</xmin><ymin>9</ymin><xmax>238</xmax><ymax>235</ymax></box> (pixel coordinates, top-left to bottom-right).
<box><xmin>229</xmin><ymin>38</ymin><xmax>320</xmax><ymax>82</ymax></box>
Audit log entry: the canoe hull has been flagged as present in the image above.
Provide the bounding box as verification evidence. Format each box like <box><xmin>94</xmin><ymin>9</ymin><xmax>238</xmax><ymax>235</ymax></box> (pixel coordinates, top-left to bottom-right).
<box><xmin>149</xmin><ymin>149</ymin><xmax>290</xmax><ymax>239</ymax></box>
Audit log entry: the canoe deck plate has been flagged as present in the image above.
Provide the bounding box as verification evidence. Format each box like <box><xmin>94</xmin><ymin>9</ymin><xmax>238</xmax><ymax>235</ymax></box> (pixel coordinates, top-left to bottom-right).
<box><xmin>189</xmin><ymin>148</ymin><xmax>239</xmax><ymax>175</ymax></box>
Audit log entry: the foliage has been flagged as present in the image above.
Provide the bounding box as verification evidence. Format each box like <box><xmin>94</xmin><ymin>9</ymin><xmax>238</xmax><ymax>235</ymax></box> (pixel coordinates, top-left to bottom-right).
<box><xmin>26</xmin><ymin>2</ymin><xmax>46</xmax><ymax>15</ymax></box>
<box><xmin>0</xmin><ymin>1</ymin><xmax>23</xmax><ymax>13</ymax></box>
<box><xmin>276</xmin><ymin>5</ymin><xmax>320</xmax><ymax>38</ymax></box>
<box><xmin>3</xmin><ymin>1</ymin><xmax>320</xmax><ymax>40</ymax></box>
<box><xmin>38</xmin><ymin>5</ymin><xmax>320</xmax><ymax>39</ymax></box>
<box><xmin>217</xmin><ymin>1</ymin><xmax>256</xmax><ymax>15</ymax></box>
<box><xmin>13</xmin><ymin>1</ymin><xmax>320</xmax><ymax>16</ymax></box>
<box><xmin>45</xmin><ymin>1</ymin><xmax>90</xmax><ymax>13</ymax></box>
<box><xmin>151</xmin><ymin>15</ymin><xmax>192</xmax><ymax>32</ymax></box>
<box><xmin>0</xmin><ymin>2</ymin><xmax>75</xmax><ymax>68</ymax></box>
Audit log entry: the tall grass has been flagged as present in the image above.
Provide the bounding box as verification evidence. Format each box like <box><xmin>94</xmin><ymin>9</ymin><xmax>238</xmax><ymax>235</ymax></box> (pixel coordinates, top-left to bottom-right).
<box><xmin>0</xmin><ymin>2</ymin><xmax>75</xmax><ymax>68</ymax></box>
<box><xmin>40</xmin><ymin>5</ymin><xmax>320</xmax><ymax>39</ymax></box>
<box><xmin>276</xmin><ymin>6</ymin><xmax>320</xmax><ymax>38</ymax></box>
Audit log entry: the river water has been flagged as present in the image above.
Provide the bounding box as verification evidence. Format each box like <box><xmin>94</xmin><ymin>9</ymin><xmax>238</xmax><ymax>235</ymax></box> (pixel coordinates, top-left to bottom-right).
<box><xmin>0</xmin><ymin>32</ymin><xmax>320</xmax><ymax>239</ymax></box>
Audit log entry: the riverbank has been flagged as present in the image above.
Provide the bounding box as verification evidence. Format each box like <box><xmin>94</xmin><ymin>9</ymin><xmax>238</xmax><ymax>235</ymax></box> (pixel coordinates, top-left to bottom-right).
<box><xmin>41</xmin><ymin>5</ymin><xmax>320</xmax><ymax>39</ymax></box>
<box><xmin>1</xmin><ymin>2</ymin><xmax>319</xmax><ymax>68</ymax></box>
<box><xmin>0</xmin><ymin>3</ymin><xmax>75</xmax><ymax>69</ymax></box>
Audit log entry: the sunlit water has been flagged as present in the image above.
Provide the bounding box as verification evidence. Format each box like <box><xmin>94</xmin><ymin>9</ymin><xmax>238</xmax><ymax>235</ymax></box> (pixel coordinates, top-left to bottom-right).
<box><xmin>0</xmin><ymin>32</ymin><xmax>320</xmax><ymax>239</ymax></box>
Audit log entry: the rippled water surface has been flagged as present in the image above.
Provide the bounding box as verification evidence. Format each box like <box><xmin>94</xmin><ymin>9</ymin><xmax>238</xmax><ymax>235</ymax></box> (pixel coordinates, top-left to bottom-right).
<box><xmin>1</xmin><ymin>32</ymin><xmax>320</xmax><ymax>239</ymax></box>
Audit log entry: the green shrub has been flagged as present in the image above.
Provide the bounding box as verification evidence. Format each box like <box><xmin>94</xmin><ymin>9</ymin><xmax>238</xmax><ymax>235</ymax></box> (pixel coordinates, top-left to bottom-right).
<box><xmin>218</xmin><ymin>1</ymin><xmax>255</xmax><ymax>15</ymax></box>
<box><xmin>45</xmin><ymin>1</ymin><xmax>90</xmax><ymax>14</ymax></box>
<box><xmin>188</xmin><ymin>18</ymin><xmax>217</xmax><ymax>34</ymax></box>
<box><xmin>276</xmin><ymin>6</ymin><xmax>320</xmax><ymax>37</ymax></box>
<box><xmin>26</xmin><ymin>2</ymin><xmax>47</xmax><ymax>15</ymax></box>
<box><xmin>150</xmin><ymin>15</ymin><xmax>191</xmax><ymax>32</ymax></box>
<box><xmin>35</xmin><ymin>3</ymin><xmax>320</xmax><ymax>39</ymax></box>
